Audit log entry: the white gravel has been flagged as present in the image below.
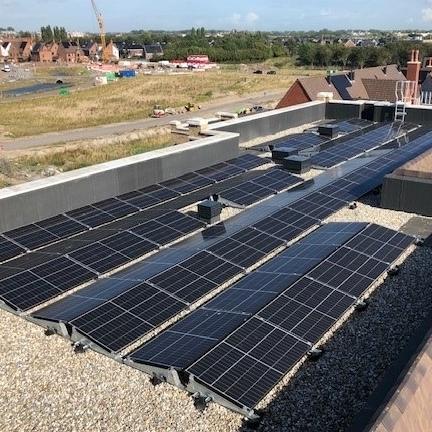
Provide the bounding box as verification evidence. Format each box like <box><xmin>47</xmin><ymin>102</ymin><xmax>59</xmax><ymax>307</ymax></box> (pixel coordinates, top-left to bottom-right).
<box><xmin>2</xmin><ymin>132</ymin><xmax>432</xmax><ymax>431</ymax></box>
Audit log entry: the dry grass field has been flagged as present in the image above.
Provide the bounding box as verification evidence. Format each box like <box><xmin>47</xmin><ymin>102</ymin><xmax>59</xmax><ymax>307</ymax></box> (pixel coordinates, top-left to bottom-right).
<box><xmin>0</xmin><ymin>64</ymin><xmax>322</xmax><ymax>138</ymax></box>
<box><xmin>0</xmin><ymin>62</ymin><xmax>323</xmax><ymax>187</ymax></box>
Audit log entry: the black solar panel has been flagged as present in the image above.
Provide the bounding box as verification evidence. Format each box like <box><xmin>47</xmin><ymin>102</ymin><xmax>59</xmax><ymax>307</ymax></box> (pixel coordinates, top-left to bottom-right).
<box><xmin>207</xmin><ymin>227</ymin><xmax>284</xmax><ymax>268</ymax></box>
<box><xmin>258</xmin><ymin>278</ymin><xmax>354</xmax><ymax>341</ymax></box>
<box><xmin>196</xmin><ymin>162</ymin><xmax>244</xmax><ymax>182</ymax></box>
<box><xmin>3</xmin><ymin>223</ymin><xmax>59</xmax><ymax>250</ymax></box>
<box><xmin>35</xmin><ymin>214</ymin><xmax>88</xmax><ymax>239</ymax></box>
<box><xmin>69</xmin><ymin>282</ymin><xmax>187</xmax><ymax>353</ymax></box>
<box><xmin>99</xmin><ymin>231</ymin><xmax>158</xmax><ymax>260</ymax></box>
<box><xmin>66</xmin><ymin>205</ymin><xmax>116</xmax><ymax>228</ymax></box>
<box><xmin>0</xmin><ymin>236</ymin><xmax>26</xmax><ymax>263</ymax></box>
<box><xmin>187</xmin><ymin>317</ymin><xmax>310</xmax><ymax>408</ymax></box>
<box><xmin>126</xmin><ymin>222</ymin><xmax>366</xmax><ymax>384</ymax></box>
<box><xmin>148</xmin><ymin>251</ymin><xmax>242</xmax><ymax>303</ymax></box>
<box><xmin>128</xmin><ymin>309</ymin><xmax>247</xmax><ymax>368</ymax></box>
<box><xmin>68</xmin><ymin>242</ymin><xmax>131</xmax><ymax>274</ymax></box>
<box><xmin>310</xmin><ymin>123</ymin><xmax>409</xmax><ymax>169</ymax></box>
<box><xmin>0</xmin><ymin>256</ymin><xmax>96</xmax><ymax>312</ymax></box>
<box><xmin>115</xmin><ymin>190</ymin><xmax>160</xmax><ymax>210</ymax></box>
<box><xmin>225</xmin><ymin>154</ymin><xmax>269</xmax><ymax>170</ymax></box>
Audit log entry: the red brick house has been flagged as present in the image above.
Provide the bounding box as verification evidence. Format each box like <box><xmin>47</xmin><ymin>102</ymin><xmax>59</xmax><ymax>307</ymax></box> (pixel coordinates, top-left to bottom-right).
<box><xmin>57</xmin><ymin>41</ymin><xmax>85</xmax><ymax>63</ymax></box>
<box><xmin>0</xmin><ymin>37</ymin><xmax>33</xmax><ymax>62</ymax></box>
<box><xmin>276</xmin><ymin>64</ymin><xmax>406</xmax><ymax>108</ymax></box>
<box><xmin>31</xmin><ymin>41</ymin><xmax>59</xmax><ymax>62</ymax></box>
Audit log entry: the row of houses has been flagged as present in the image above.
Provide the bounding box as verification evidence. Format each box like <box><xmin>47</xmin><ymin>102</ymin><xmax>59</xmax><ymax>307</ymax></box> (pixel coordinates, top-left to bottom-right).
<box><xmin>276</xmin><ymin>50</ymin><xmax>432</xmax><ymax>108</ymax></box>
<box><xmin>0</xmin><ymin>38</ymin><xmax>164</xmax><ymax>63</ymax></box>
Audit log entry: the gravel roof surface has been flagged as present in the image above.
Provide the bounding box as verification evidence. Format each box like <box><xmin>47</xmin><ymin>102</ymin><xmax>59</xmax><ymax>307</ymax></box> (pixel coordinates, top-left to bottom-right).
<box><xmin>2</xmin><ymin>125</ymin><xmax>432</xmax><ymax>432</ymax></box>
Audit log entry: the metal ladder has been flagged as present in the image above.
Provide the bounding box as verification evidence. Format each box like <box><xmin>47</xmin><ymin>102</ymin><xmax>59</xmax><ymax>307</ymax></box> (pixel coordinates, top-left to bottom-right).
<box><xmin>385</xmin><ymin>81</ymin><xmax>417</xmax><ymax>143</ymax></box>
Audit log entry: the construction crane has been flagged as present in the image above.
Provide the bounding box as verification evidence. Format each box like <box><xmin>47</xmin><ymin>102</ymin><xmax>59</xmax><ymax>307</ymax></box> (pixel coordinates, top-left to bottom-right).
<box><xmin>90</xmin><ymin>0</ymin><xmax>109</xmax><ymax>62</ymax></box>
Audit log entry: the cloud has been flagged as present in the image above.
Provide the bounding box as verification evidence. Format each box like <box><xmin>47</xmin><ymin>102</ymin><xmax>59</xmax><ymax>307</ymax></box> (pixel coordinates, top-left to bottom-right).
<box><xmin>422</xmin><ymin>0</ymin><xmax>432</xmax><ymax>21</ymax></box>
<box><xmin>320</xmin><ymin>9</ymin><xmax>332</xmax><ymax>17</ymax></box>
<box><xmin>227</xmin><ymin>13</ymin><xmax>241</xmax><ymax>27</ymax></box>
<box><xmin>246</xmin><ymin>12</ymin><xmax>259</xmax><ymax>25</ymax></box>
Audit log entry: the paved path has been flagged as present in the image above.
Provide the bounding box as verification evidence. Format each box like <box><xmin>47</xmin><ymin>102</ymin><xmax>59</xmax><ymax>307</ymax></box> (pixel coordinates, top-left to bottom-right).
<box><xmin>1</xmin><ymin>91</ymin><xmax>286</xmax><ymax>151</ymax></box>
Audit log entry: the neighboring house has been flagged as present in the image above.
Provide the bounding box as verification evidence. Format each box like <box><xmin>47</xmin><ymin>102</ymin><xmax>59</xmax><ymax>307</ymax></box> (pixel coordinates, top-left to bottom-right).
<box><xmin>57</xmin><ymin>41</ymin><xmax>85</xmax><ymax>63</ymax></box>
<box><xmin>81</xmin><ymin>41</ymin><xmax>98</xmax><ymax>61</ymax></box>
<box><xmin>0</xmin><ymin>41</ymin><xmax>11</xmax><ymax>61</ymax></box>
<box><xmin>7</xmin><ymin>39</ymin><xmax>33</xmax><ymax>62</ymax></box>
<box><xmin>276</xmin><ymin>64</ymin><xmax>406</xmax><ymax>108</ymax></box>
<box><xmin>121</xmin><ymin>43</ymin><xmax>145</xmax><ymax>58</ymax></box>
<box><xmin>104</xmin><ymin>40</ymin><xmax>119</xmax><ymax>61</ymax></box>
<box><xmin>31</xmin><ymin>41</ymin><xmax>59</xmax><ymax>62</ymax></box>
<box><xmin>0</xmin><ymin>38</ymin><xmax>33</xmax><ymax>62</ymax></box>
<box><xmin>143</xmin><ymin>43</ymin><xmax>163</xmax><ymax>61</ymax></box>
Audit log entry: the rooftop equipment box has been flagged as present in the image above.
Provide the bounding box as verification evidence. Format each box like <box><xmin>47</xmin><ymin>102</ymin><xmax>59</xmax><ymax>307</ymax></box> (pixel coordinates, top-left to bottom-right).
<box><xmin>318</xmin><ymin>124</ymin><xmax>339</xmax><ymax>138</ymax></box>
<box><xmin>283</xmin><ymin>155</ymin><xmax>311</xmax><ymax>174</ymax></box>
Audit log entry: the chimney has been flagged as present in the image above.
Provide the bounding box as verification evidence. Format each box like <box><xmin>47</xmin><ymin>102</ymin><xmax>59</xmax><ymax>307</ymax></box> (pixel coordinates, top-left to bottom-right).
<box><xmin>406</xmin><ymin>49</ymin><xmax>421</xmax><ymax>103</ymax></box>
<box><xmin>427</xmin><ymin>57</ymin><xmax>432</xmax><ymax>69</ymax></box>
<box><xmin>348</xmin><ymin>70</ymin><xmax>355</xmax><ymax>81</ymax></box>
<box><xmin>326</xmin><ymin>74</ymin><xmax>332</xmax><ymax>85</ymax></box>
<box><xmin>382</xmin><ymin>65</ymin><xmax>387</xmax><ymax>75</ymax></box>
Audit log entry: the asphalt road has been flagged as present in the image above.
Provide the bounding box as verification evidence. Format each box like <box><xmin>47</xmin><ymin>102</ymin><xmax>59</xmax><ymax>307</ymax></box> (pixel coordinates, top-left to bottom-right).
<box><xmin>2</xmin><ymin>90</ymin><xmax>286</xmax><ymax>151</ymax></box>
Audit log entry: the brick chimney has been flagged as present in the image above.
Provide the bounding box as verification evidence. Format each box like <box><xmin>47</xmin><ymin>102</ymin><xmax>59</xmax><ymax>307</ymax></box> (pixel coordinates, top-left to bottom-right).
<box><xmin>406</xmin><ymin>49</ymin><xmax>421</xmax><ymax>103</ymax></box>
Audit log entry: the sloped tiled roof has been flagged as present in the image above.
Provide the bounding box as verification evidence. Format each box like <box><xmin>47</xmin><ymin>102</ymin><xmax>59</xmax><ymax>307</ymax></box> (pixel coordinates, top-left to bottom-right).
<box><xmin>362</xmin><ymin>78</ymin><xmax>399</xmax><ymax>103</ymax></box>
<box><xmin>277</xmin><ymin>64</ymin><xmax>406</xmax><ymax>108</ymax></box>
<box><xmin>144</xmin><ymin>43</ymin><xmax>163</xmax><ymax>54</ymax></box>
<box><xmin>297</xmin><ymin>76</ymin><xmax>344</xmax><ymax>101</ymax></box>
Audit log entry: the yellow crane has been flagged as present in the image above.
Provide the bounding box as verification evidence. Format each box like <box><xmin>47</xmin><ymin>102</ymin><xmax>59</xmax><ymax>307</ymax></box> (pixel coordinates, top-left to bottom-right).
<box><xmin>90</xmin><ymin>0</ymin><xmax>109</xmax><ymax>62</ymax></box>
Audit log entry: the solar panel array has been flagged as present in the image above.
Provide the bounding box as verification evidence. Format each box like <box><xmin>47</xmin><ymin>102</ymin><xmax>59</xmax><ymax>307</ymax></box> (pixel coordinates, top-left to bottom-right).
<box><xmin>128</xmin><ymin>222</ymin><xmax>414</xmax><ymax>410</ymax></box>
<box><xmin>251</xmin><ymin>118</ymin><xmax>374</xmax><ymax>152</ymax></box>
<box><xmin>0</xmin><ymin>210</ymin><xmax>207</xmax><ymax>312</ymax></box>
<box><xmin>311</xmin><ymin>122</ymin><xmax>416</xmax><ymax>168</ymax></box>
<box><xmin>3</xmin><ymin>125</ymin><xmax>432</xmax><ymax>419</ymax></box>
<box><xmin>0</xmin><ymin>154</ymin><xmax>268</xmax><ymax>265</ymax></box>
<box><xmin>219</xmin><ymin>169</ymin><xmax>303</xmax><ymax>206</ymax></box>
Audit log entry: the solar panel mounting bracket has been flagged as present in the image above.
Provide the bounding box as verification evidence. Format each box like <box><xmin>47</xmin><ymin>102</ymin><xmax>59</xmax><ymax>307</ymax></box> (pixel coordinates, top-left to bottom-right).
<box><xmin>73</xmin><ymin>339</ymin><xmax>90</xmax><ymax>354</ymax></box>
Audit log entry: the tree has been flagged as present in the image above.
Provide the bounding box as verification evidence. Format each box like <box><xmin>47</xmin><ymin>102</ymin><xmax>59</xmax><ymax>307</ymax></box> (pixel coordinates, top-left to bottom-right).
<box><xmin>41</xmin><ymin>25</ymin><xmax>54</xmax><ymax>41</ymax></box>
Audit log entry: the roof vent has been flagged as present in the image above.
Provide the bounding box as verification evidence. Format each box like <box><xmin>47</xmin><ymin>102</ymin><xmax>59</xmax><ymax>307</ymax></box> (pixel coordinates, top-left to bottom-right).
<box><xmin>198</xmin><ymin>199</ymin><xmax>222</xmax><ymax>224</ymax></box>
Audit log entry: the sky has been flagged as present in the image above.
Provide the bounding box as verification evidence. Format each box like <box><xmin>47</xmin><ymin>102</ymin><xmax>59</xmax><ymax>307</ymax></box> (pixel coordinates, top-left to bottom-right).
<box><xmin>4</xmin><ymin>0</ymin><xmax>432</xmax><ymax>33</ymax></box>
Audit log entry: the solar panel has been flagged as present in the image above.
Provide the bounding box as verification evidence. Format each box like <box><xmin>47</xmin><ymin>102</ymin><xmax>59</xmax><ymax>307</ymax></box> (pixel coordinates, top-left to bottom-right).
<box><xmin>159</xmin><ymin>177</ymin><xmax>199</xmax><ymax>195</ymax></box>
<box><xmin>138</xmin><ymin>184</ymin><xmax>180</xmax><ymax>202</ymax></box>
<box><xmin>99</xmin><ymin>231</ymin><xmax>158</xmax><ymax>260</ymax></box>
<box><xmin>207</xmin><ymin>227</ymin><xmax>284</xmax><ymax>268</ymax></box>
<box><xmin>225</xmin><ymin>154</ymin><xmax>269</xmax><ymax>170</ymax></box>
<box><xmin>92</xmin><ymin>197</ymin><xmax>139</xmax><ymax>219</ymax></box>
<box><xmin>69</xmin><ymin>282</ymin><xmax>187</xmax><ymax>353</ymax></box>
<box><xmin>250</xmin><ymin>169</ymin><xmax>303</xmax><ymax>191</ymax></box>
<box><xmin>126</xmin><ymin>222</ymin><xmax>366</xmax><ymax>381</ymax></box>
<box><xmin>128</xmin><ymin>309</ymin><xmax>248</xmax><ymax>368</ymax></box>
<box><xmin>32</xmin><ymin>277</ymin><xmax>141</xmax><ymax>322</ymax></box>
<box><xmin>0</xmin><ymin>236</ymin><xmax>26</xmax><ymax>263</ymax></box>
<box><xmin>177</xmin><ymin>172</ymin><xmax>215</xmax><ymax>189</ymax></box>
<box><xmin>310</xmin><ymin>124</ymin><xmax>408</xmax><ymax>169</ymax></box>
<box><xmin>148</xmin><ymin>251</ymin><xmax>242</xmax><ymax>303</ymax></box>
<box><xmin>258</xmin><ymin>278</ymin><xmax>354</xmax><ymax>341</ymax></box>
<box><xmin>66</xmin><ymin>205</ymin><xmax>116</xmax><ymax>228</ymax></box>
<box><xmin>187</xmin><ymin>317</ymin><xmax>310</xmax><ymax>408</ymax></box>
<box><xmin>35</xmin><ymin>214</ymin><xmax>88</xmax><ymax>239</ymax></box>
<box><xmin>331</xmin><ymin>74</ymin><xmax>352</xmax><ymax>100</ymax></box>
<box><xmin>220</xmin><ymin>181</ymin><xmax>275</xmax><ymax>206</ymax></box>
<box><xmin>115</xmin><ymin>190</ymin><xmax>160</xmax><ymax>210</ymax></box>
<box><xmin>68</xmin><ymin>242</ymin><xmax>131</xmax><ymax>274</ymax></box>
<box><xmin>0</xmin><ymin>256</ymin><xmax>96</xmax><ymax>312</ymax></box>
<box><xmin>196</xmin><ymin>162</ymin><xmax>244</xmax><ymax>182</ymax></box>
<box><xmin>3</xmin><ymin>223</ymin><xmax>59</xmax><ymax>250</ymax></box>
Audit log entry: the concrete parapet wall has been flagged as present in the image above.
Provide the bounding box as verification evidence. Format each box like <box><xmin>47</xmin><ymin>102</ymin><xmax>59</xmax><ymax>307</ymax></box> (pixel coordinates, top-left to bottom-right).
<box><xmin>209</xmin><ymin>101</ymin><xmax>326</xmax><ymax>144</ymax></box>
<box><xmin>0</xmin><ymin>132</ymin><xmax>239</xmax><ymax>232</ymax></box>
<box><xmin>381</xmin><ymin>173</ymin><xmax>432</xmax><ymax>216</ymax></box>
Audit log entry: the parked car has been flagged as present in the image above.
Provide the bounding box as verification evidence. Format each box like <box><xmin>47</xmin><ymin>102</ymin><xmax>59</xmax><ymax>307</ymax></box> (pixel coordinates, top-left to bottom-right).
<box><xmin>2</xmin><ymin>64</ymin><xmax>11</xmax><ymax>72</ymax></box>
<box><xmin>267</xmin><ymin>70</ymin><xmax>277</xmax><ymax>75</ymax></box>
<box><xmin>253</xmin><ymin>70</ymin><xmax>263</xmax><ymax>74</ymax></box>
